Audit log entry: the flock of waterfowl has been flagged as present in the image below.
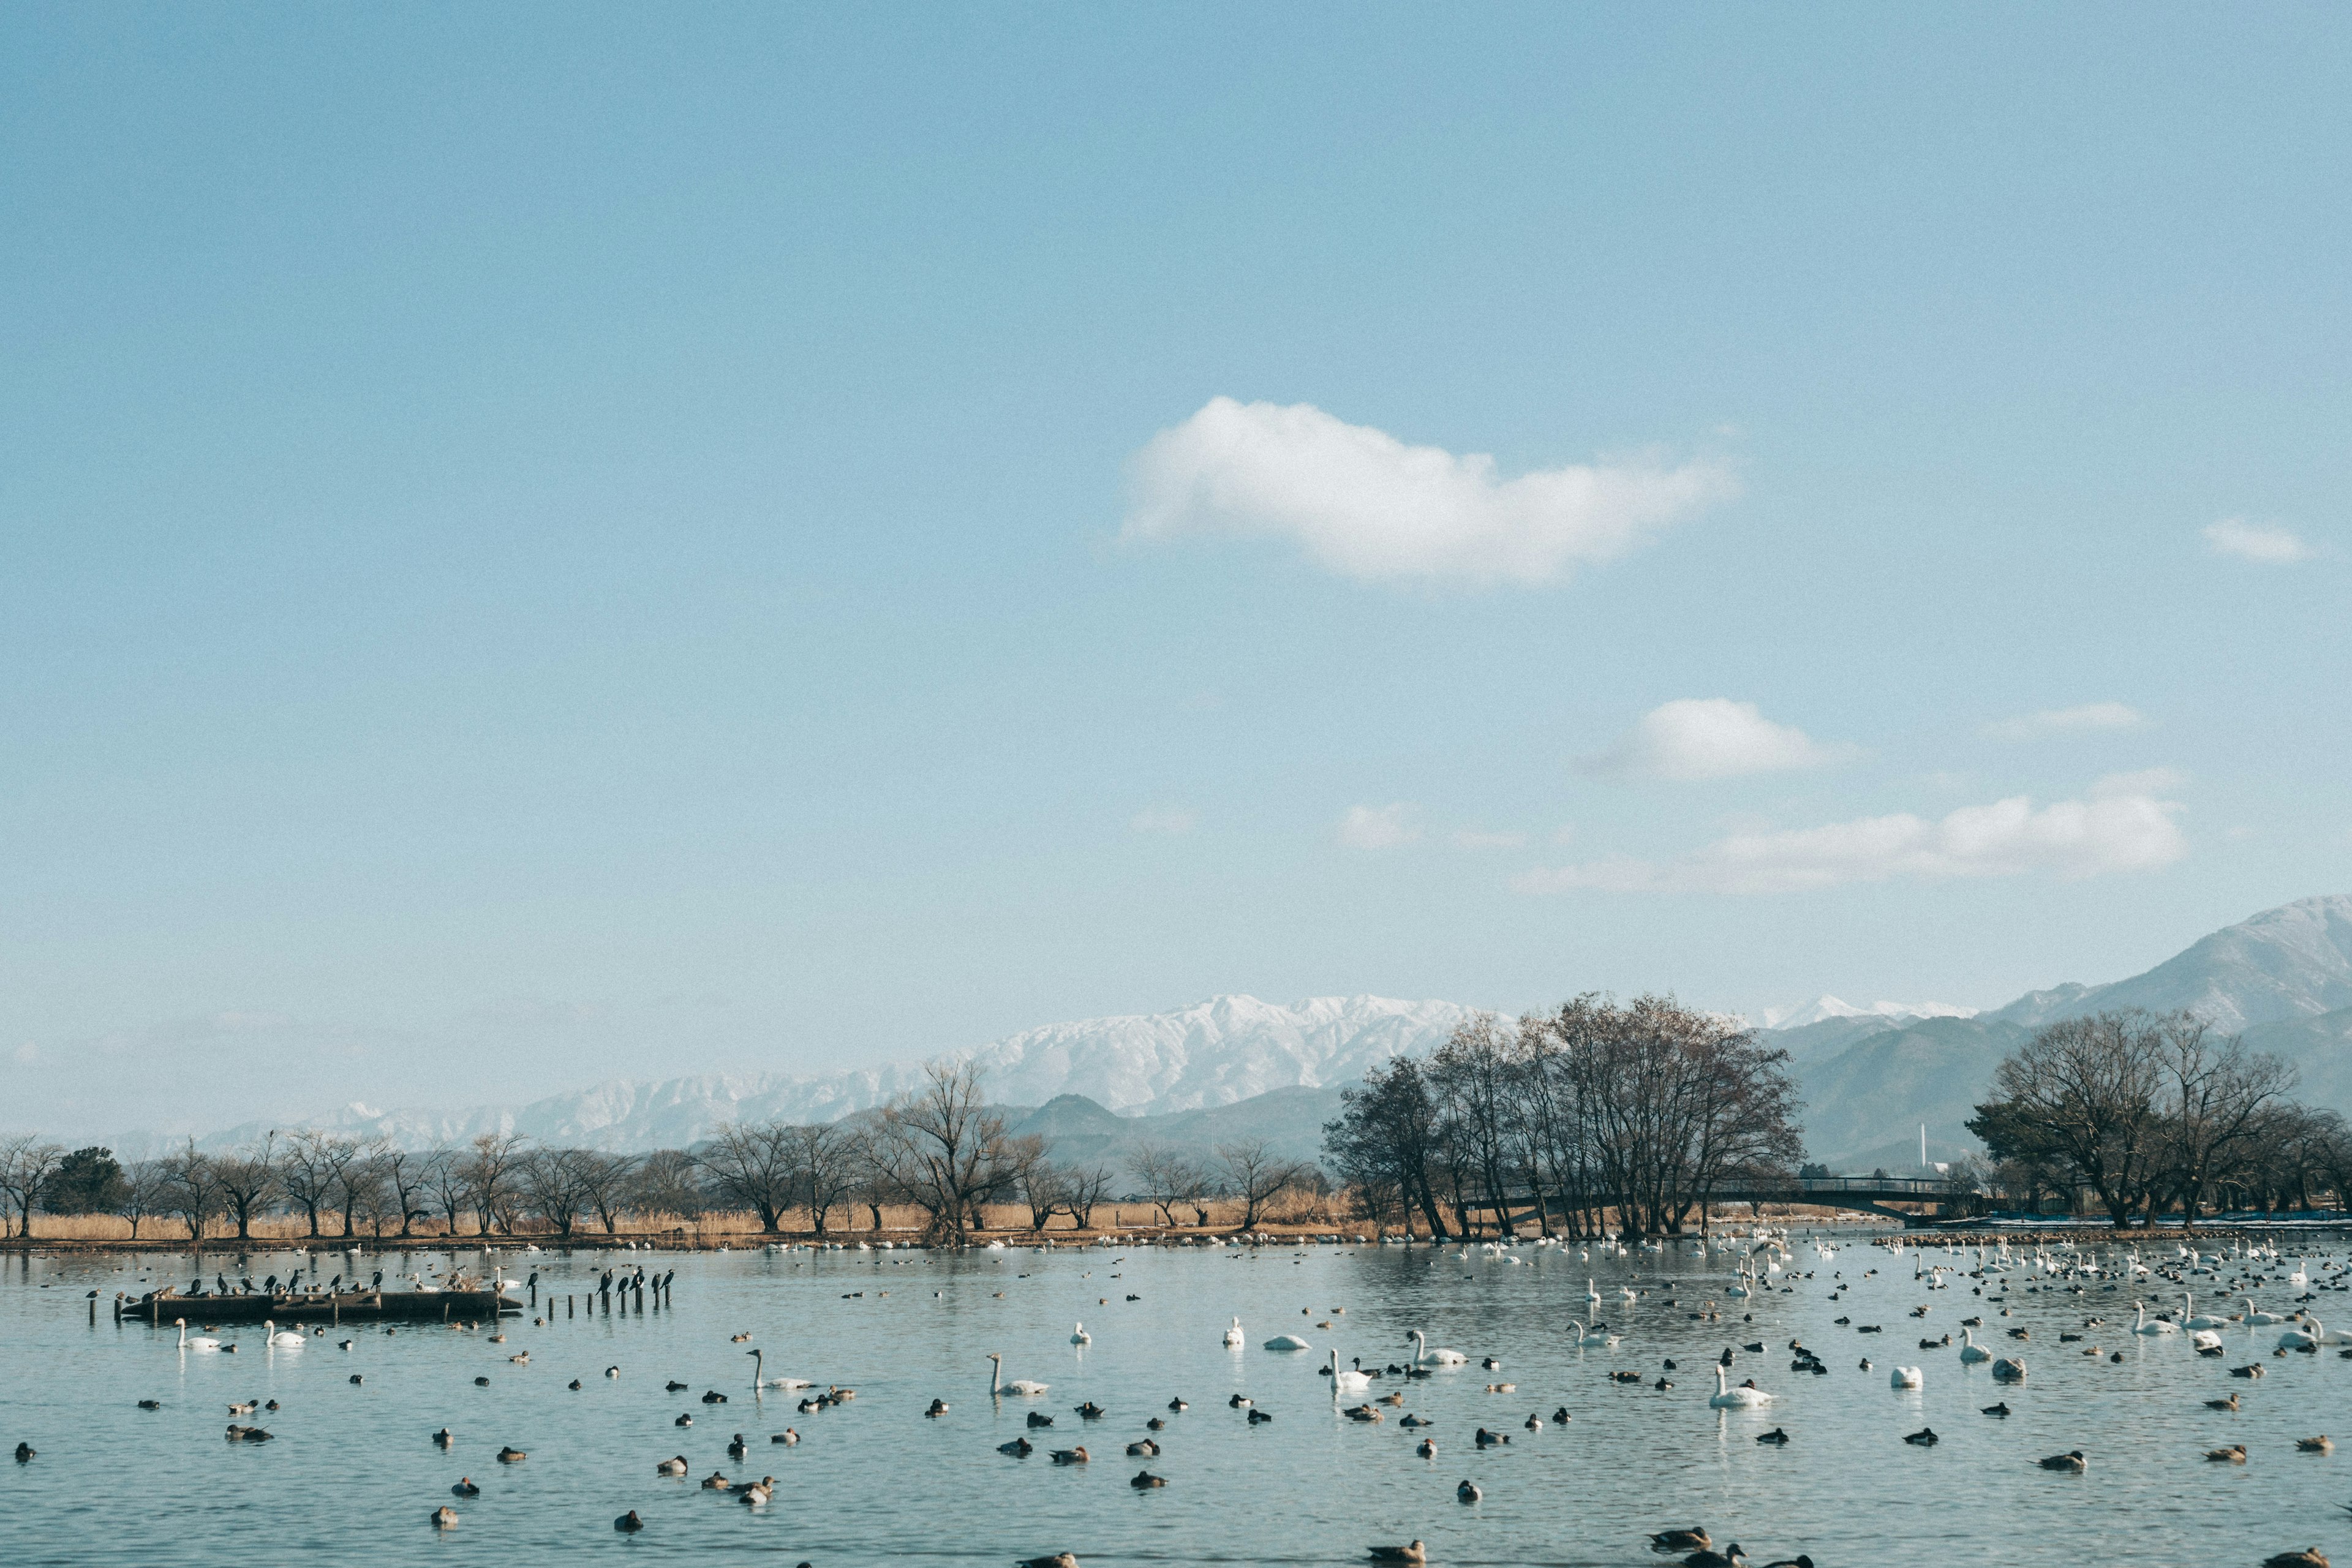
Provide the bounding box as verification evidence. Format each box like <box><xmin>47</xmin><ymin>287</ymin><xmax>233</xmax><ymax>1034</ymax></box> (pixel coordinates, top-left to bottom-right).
<box><xmin>13</xmin><ymin>1228</ymin><xmax>2352</xmax><ymax>1564</ymax></box>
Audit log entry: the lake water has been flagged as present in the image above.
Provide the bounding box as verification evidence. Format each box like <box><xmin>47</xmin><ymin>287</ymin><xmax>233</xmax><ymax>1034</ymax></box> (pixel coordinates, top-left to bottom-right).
<box><xmin>4</xmin><ymin>1231</ymin><xmax>2350</xmax><ymax>1567</ymax></box>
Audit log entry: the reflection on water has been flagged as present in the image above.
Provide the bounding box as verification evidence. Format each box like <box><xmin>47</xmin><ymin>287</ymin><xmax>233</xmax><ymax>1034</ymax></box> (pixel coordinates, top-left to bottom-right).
<box><xmin>4</xmin><ymin>1232</ymin><xmax>2350</xmax><ymax>1566</ymax></box>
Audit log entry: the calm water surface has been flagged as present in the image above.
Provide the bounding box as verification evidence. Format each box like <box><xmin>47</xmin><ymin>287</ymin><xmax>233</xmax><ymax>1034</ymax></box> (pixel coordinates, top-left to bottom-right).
<box><xmin>5</xmin><ymin>1231</ymin><xmax>2350</xmax><ymax>1567</ymax></box>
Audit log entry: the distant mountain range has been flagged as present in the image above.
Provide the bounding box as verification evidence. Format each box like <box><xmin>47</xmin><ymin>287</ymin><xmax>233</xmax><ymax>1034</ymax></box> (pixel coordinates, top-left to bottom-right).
<box><xmin>1791</xmin><ymin>895</ymin><xmax>2352</xmax><ymax>1167</ymax></box>
<box><xmin>178</xmin><ymin>994</ymin><xmax>1471</xmax><ymax>1159</ymax></box>
<box><xmin>146</xmin><ymin>894</ymin><xmax>2352</xmax><ymax>1179</ymax></box>
<box><xmin>1752</xmin><ymin>996</ymin><xmax>1978</xmax><ymax>1030</ymax></box>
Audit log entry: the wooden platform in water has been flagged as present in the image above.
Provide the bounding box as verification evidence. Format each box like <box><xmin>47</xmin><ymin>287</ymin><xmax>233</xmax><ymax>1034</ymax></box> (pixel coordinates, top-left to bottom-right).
<box><xmin>118</xmin><ymin>1287</ymin><xmax>520</xmax><ymax>1324</ymax></box>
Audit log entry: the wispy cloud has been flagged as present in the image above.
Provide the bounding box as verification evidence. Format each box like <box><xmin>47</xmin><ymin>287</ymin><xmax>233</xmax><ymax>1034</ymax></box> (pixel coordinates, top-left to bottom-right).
<box><xmin>1129</xmin><ymin>806</ymin><xmax>1199</xmax><ymax>836</ymax></box>
<box><xmin>1338</xmin><ymin>802</ymin><xmax>1420</xmax><ymax>850</ymax></box>
<box><xmin>2204</xmin><ymin>517</ymin><xmax>2315</xmax><ymax>564</ymax></box>
<box><xmin>1125</xmin><ymin>397</ymin><xmax>1735</xmax><ymax>586</ymax></box>
<box><xmin>1512</xmin><ymin>786</ymin><xmax>2186</xmax><ymax>895</ymax></box>
<box><xmin>1581</xmin><ymin>698</ymin><xmax>1856</xmax><ymax>782</ymax></box>
<box><xmin>1983</xmin><ymin>701</ymin><xmax>2147</xmax><ymax>742</ymax></box>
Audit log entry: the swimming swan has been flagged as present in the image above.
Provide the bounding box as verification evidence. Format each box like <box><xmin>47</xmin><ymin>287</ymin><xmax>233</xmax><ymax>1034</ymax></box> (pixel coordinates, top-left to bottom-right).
<box><xmin>1071</xmin><ymin>1322</ymin><xmax>1091</xmax><ymax>1346</ymax></box>
<box><xmin>1406</xmin><ymin>1330</ymin><xmax>1466</xmax><ymax>1366</ymax></box>
<box><xmin>1328</xmin><ymin>1349</ymin><xmax>1372</xmax><ymax>1393</ymax></box>
<box><xmin>988</xmin><ymin>1352</ymin><xmax>1049</xmax><ymax>1398</ymax></box>
<box><xmin>1569</xmin><ymin>1320</ymin><xmax>1619</xmax><ymax>1349</ymax></box>
<box><xmin>2131</xmin><ymin>1302</ymin><xmax>2177</xmax><ymax>1336</ymax></box>
<box><xmin>1958</xmin><ymin>1327</ymin><xmax>1992</xmax><ymax>1365</ymax></box>
<box><xmin>1223</xmin><ymin>1317</ymin><xmax>1244</xmax><ymax>1348</ymax></box>
<box><xmin>1890</xmin><ymin>1365</ymin><xmax>1923</xmax><ymax>1389</ymax></box>
<box><xmin>1709</xmin><ymin>1366</ymin><xmax>1773</xmax><ymax>1408</ymax></box>
<box><xmin>264</xmin><ymin>1321</ymin><xmax>305</xmax><ymax>1349</ymax></box>
<box><xmin>173</xmin><ymin>1319</ymin><xmax>221</xmax><ymax>1353</ymax></box>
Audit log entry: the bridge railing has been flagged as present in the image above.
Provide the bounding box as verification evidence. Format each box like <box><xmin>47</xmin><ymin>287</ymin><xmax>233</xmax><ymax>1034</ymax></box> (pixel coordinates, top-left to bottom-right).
<box><xmin>1781</xmin><ymin>1175</ymin><xmax>1964</xmax><ymax>1197</ymax></box>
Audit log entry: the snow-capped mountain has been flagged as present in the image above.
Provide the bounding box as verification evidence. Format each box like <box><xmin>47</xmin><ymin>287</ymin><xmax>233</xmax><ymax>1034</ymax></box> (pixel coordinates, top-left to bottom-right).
<box><xmin>1755</xmin><ymin>995</ymin><xmax>1979</xmax><ymax>1030</ymax></box>
<box><xmin>187</xmin><ymin>993</ymin><xmax>1476</xmax><ymax>1154</ymax></box>
<box><xmin>1986</xmin><ymin>894</ymin><xmax>2352</xmax><ymax>1033</ymax></box>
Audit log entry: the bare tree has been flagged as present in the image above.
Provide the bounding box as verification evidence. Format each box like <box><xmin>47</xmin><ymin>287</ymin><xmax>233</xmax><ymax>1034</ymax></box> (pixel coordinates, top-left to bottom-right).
<box><xmin>277</xmin><ymin>1130</ymin><xmax>364</xmax><ymax>1238</ymax></box>
<box><xmin>698</xmin><ymin>1121</ymin><xmax>799</xmax><ymax>1232</ymax></box>
<box><xmin>334</xmin><ymin>1140</ymin><xmax>388</xmax><ymax>1239</ymax></box>
<box><xmin>117</xmin><ymin>1159</ymin><xmax>174</xmax><ymax>1240</ymax></box>
<box><xmin>425</xmin><ymin>1145</ymin><xmax>471</xmax><ymax>1235</ymax></box>
<box><xmin>633</xmin><ymin>1148</ymin><xmax>708</xmax><ymax>1225</ymax></box>
<box><xmin>572</xmin><ymin>1150</ymin><xmax>643</xmax><ymax>1234</ymax></box>
<box><xmin>1060</xmin><ymin>1161</ymin><xmax>1115</xmax><ymax>1231</ymax></box>
<box><xmin>0</xmin><ymin>1135</ymin><xmax>64</xmax><ymax>1238</ymax></box>
<box><xmin>1323</xmin><ymin>1057</ymin><xmax>1453</xmax><ymax>1238</ymax></box>
<box><xmin>1128</xmin><ymin>1140</ymin><xmax>1208</xmax><ymax>1229</ymax></box>
<box><xmin>1019</xmin><ymin>1156</ymin><xmax>1068</xmax><ymax>1231</ymax></box>
<box><xmin>162</xmin><ymin>1142</ymin><xmax>220</xmax><ymax>1241</ymax></box>
<box><xmin>520</xmin><ymin>1147</ymin><xmax>595</xmax><ymax>1237</ymax></box>
<box><xmin>876</xmin><ymin>1060</ymin><xmax>1025</xmax><ymax>1243</ymax></box>
<box><xmin>213</xmin><ymin>1138</ymin><xmax>281</xmax><ymax>1242</ymax></box>
<box><xmin>1217</xmin><ymin>1139</ymin><xmax>1313</xmax><ymax>1229</ymax></box>
<box><xmin>846</xmin><ymin>1121</ymin><xmax>906</xmax><ymax>1231</ymax></box>
<box><xmin>1978</xmin><ymin>1011</ymin><xmax>2170</xmax><ymax>1227</ymax></box>
<box><xmin>461</xmin><ymin>1133</ymin><xmax>528</xmax><ymax>1235</ymax></box>
<box><xmin>2154</xmin><ymin>1017</ymin><xmax>2295</xmax><ymax>1231</ymax></box>
<box><xmin>789</xmin><ymin>1123</ymin><xmax>859</xmax><ymax>1237</ymax></box>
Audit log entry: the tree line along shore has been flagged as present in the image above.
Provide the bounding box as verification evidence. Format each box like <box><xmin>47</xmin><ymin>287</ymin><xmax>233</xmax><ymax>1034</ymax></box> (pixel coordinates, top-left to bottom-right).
<box><xmin>5</xmin><ymin>995</ymin><xmax>2348</xmax><ymax>1250</ymax></box>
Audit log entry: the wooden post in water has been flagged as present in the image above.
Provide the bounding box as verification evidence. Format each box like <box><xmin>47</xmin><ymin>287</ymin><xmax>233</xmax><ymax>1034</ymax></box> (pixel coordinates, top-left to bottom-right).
<box><xmin>567</xmin><ymin>1295</ymin><xmax>574</xmax><ymax>1319</ymax></box>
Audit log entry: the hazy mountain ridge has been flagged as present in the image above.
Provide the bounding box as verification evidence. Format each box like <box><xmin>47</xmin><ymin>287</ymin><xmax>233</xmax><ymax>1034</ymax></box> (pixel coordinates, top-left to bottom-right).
<box><xmin>1986</xmin><ymin>895</ymin><xmax>2352</xmax><ymax>1031</ymax></box>
<box><xmin>172</xmin><ymin>995</ymin><xmax>1471</xmax><ymax>1156</ymax></box>
<box><xmin>119</xmin><ymin>895</ymin><xmax>2352</xmax><ymax>1175</ymax></box>
<box><xmin>1803</xmin><ymin>895</ymin><xmax>2352</xmax><ymax>1168</ymax></box>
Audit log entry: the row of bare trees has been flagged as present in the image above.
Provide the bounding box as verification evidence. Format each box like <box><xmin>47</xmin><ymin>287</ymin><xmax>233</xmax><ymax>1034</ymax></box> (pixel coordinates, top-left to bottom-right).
<box><xmin>1966</xmin><ymin>1009</ymin><xmax>2350</xmax><ymax>1228</ymax></box>
<box><xmin>1322</xmin><ymin>996</ymin><xmax>1804</xmax><ymax>1240</ymax></box>
<box><xmin>3</xmin><ymin>1061</ymin><xmax>1332</xmax><ymax>1246</ymax></box>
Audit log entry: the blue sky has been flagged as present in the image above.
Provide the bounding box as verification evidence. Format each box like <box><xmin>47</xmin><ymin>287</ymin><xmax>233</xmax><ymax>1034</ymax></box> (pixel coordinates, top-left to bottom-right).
<box><xmin>4</xmin><ymin>4</ymin><xmax>2349</xmax><ymax>1133</ymax></box>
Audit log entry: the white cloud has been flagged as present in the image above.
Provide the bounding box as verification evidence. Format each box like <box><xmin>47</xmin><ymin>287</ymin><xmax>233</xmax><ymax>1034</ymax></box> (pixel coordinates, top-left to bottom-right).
<box><xmin>2204</xmin><ymin>517</ymin><xmax>2315</xmax><ymax>564</ymax></box>
<box><xmin>1512</xmin><ymin>787</ymin><xmax>2186</xmax><ymax>895</ymax></box>
<box><xmin>1338</xmin><ymin>802</ymin><xmax>1420</xmax><ymax>850</ymax></box>
<box><xmin>1124</xmin><ymin>397</ymin><xmax>1735</xmax><ymax>585</ymax></box>
<box><xmin>1129</xmin><ymin>806</ymin><xmax>1198</xmax><ymax>836</ymax></box>
<box><xmin>1452</xmin><ymin>828</ymin><xmax>1529</xmax><ymax>850</ymax></box>
<box><xmin>1983</xmin><ymin>702</ymin><xmax>2146</xmax><ymax>742</ymax></box>
<box><xmin>1583</xmin><ymin>698</ymin><xmax>1856</xmax><ymax>782</ymax></box>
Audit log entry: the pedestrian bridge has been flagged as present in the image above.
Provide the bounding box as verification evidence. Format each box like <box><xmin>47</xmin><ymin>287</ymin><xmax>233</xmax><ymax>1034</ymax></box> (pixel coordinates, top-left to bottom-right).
<box><xmin>1475</xmin><ymin>1173</ymin><xmax>1971</xmax><ymax>1231</ymax></box>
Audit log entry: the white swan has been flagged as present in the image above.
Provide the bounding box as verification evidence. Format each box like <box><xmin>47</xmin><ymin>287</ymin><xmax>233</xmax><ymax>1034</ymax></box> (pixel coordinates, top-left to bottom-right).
<box><xmin>1958</xmin><ymin>1326</ymin><xmax>1992</xmax><ymax>1365</ymax></box>
<box><xmin>2245</xmin><ymin>1297</ymin><xmax>2286</xmax><ymax>1326</ymax></box>
<box><xmin>264</xmin><ymin>1319</ymin><xmax>305</xmax><ymax>1349</ymax></box>
<box><xmin>2190</xmin><ymin>1329</ymin><xmax>2224</xmax><ymax>1352</ymax></box>
<box><xmin>1264</xmin><ymin>1333</ymin><xmax>1312</xmax><ymax>1351</ymax></box>
<box><xmin>1569</xmin><ymin>1319</ymin><xmax>1619</xmax><ymax>1349</ymax></box>
<box><xmin>1890</xmin><ymin>1365</ymin><xmax>1923</xmax><ymax>1389</ymax></box>
<box><xmin>987</xmin><ymin>1352</ymin><xmax>1048</xmax><ymax>1398</ymax></box>
<box><xmin>1071</xmin><ymin>1322</ymin><xmax>1091</xmax><ymax>1346</ymax></box>
<box><xmin>1223</xmin><ymin>1317</ymin><xmax>1244</xmax><ymax>1348</ymax></box>
<box><xmin>1406</xmin><ymin>1329</ymin><xmax>1466</xmax><ymax>1366</ymax></box>
<box><xmin>2183</xmin><ymin>1292</ymin><xmax>2226</xmax><ymax>1332</ymax></box>
<box><xmin>747</xmin><ymin>1349</ymin><xmax>812</xmax><ymax>1390</ymax></box>
<box><xmin>1327</xmin><ymin>1349</ymin><xmax>1372</xmax><ymax>1393</ymax></box>
<box><xmin>1709</xmin><ymin>1366</ymin><xmax>1773</xmax><ymax>1408</ymax></box>
<box><xmin>1585</xmin><ymin>1279</ymin><xmax>1602</xmax><ymax>1314</ymax></box>
<box><xmin>173</xmin><ymin>1318</ymin><xmax>221</xmax><ymax>1352</ymax></box>
<box><xmin>2131</xmin><ymin>1302</ymin><xmax>2177</xmax><ymax>1336</ymax></box>
<box><xmin>2278</xmin><ymin>1317</ymin><xmax>2330</xmax><ymax>1351</ymax></box>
